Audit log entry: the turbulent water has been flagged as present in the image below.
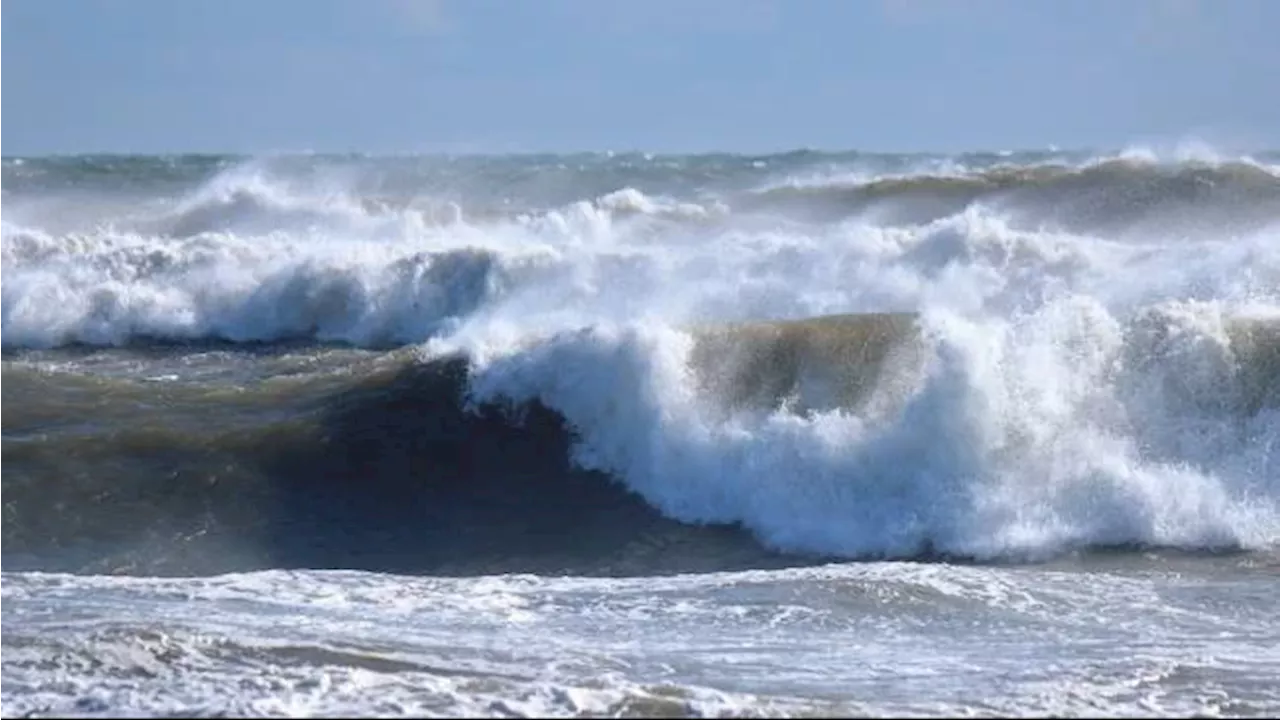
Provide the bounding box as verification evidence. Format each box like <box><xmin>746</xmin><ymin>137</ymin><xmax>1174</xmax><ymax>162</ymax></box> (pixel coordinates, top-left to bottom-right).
<box><xmin>3</xmin><ymin>147</ymin><xmax>1280</xmax><ymax>717</ymax></box>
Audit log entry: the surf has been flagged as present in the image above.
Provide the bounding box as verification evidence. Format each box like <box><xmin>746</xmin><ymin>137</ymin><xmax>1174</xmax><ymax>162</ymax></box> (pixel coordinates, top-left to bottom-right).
<box><xmin>3</xmin><ymin>149</ymin><xmax>1279</xmax><ymax>576</ymax></box>
<box><xmin>6</xmin><ymin>305</ymin><xmax>1276</xmax><ymax>576</ymax></box>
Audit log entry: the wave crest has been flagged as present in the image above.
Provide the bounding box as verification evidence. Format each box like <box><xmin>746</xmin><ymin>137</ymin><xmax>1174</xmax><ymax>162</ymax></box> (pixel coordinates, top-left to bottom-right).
<box><xmin>0</xmin><ymin>226</ymin><xmax>519</xmax><ymax>348</ymax></box>
<box><xmin>465</xmin><ymin>307</ymin><xmax>1280</xmax><ymax>561</ymax></box>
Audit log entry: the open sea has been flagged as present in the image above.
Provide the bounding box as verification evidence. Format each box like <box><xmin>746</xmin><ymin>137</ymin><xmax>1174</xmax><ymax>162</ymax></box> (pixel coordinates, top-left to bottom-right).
<box><xmin>3</xmin><ymin>147</ymin><xmax>1279</xmax><ymax>717</ymax></box>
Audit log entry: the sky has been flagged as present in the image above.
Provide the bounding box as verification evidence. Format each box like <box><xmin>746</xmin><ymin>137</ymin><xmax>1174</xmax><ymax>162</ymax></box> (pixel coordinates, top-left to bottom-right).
<box><xmin>3</xmin><ymin>0</ymin><xmax>1279</xmax><ymax>155</ymax></box>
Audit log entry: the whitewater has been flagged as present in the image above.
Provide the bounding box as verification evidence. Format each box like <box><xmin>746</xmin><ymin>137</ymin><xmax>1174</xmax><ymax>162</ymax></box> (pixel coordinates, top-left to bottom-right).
<box><xmin>3</xmin><ymin>147</ymin><xmax>1279</xmax><ymax>717</ymax></box>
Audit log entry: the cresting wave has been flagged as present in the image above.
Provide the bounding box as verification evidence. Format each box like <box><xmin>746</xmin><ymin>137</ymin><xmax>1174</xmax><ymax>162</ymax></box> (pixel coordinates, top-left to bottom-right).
<box><xmin>461</xmin><ymin>304</ymin><xmax>1280</xmax><ymax>559</ymax></box>
<box><xmin>4</xmin><ymin>308</ymin><xmax>1279</xmax><ymax>575</ymax></box>
<box><xmin>3</xmin><ymin>149</ymin><xmax>1280</xmax><ymax>574</ymax></box>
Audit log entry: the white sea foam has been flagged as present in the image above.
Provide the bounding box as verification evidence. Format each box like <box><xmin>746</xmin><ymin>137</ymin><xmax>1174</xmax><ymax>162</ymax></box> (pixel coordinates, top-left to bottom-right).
<box><xmin>5</xmin><ymin>563</ymin><xmax>1277</xmax><ymax>717</ymax></box>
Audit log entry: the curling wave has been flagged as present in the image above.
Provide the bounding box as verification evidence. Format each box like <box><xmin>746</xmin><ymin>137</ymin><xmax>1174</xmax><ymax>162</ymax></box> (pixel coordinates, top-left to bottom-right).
<box><xmin>5</xmin><ymin>309</ymin><xmax>1278</xmax><ymax>576</ymax></box>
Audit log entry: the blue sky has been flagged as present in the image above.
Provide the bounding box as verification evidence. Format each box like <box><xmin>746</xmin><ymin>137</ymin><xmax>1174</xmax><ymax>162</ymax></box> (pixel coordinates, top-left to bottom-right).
<box><xmin>4</xmin><ymin>0</ymin><xmax>1278</xmax><ymax>155</ymax></box>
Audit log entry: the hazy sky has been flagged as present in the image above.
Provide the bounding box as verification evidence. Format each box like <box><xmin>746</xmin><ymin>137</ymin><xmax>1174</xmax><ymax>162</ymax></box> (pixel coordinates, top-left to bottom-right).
<box><xmin>4</xmin><ymin>0</ymin><xmax>1278</xmax><ymax>155</ymax></box>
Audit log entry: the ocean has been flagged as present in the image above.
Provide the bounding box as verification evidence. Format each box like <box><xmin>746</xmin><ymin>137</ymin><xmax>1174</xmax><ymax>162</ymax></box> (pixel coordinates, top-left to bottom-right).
<box><xmin>2</xmin><ymin>147</ymin><xmax>1278</xmax><ymax>717</ymax></box>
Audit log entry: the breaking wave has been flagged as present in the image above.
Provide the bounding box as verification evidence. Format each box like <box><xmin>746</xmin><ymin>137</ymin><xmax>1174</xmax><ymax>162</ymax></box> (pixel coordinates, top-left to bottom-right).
<box><xmin>3</xmin><ymin>148</ymin><xmax>1279</xmax><ymax>575</ymax></box>
<box><xmin>4</xmin><ymin>307</ymin><xmax>1278</xmax><ymax>575</ymax></box>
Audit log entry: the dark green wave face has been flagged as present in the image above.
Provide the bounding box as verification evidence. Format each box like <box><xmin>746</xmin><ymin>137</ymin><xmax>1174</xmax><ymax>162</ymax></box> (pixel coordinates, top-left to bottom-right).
<box><xmin>1</xmin><ymin>347</ymin><xmax>798</xmax><ymax>578</ymax></box>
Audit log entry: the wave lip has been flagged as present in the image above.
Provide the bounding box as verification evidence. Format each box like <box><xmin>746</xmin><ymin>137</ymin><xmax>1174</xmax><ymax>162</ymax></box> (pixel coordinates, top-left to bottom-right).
<box><xmin>687</xmin><ymin>312</ymin><xmax>924</xmax><ymax>416</ymax></box>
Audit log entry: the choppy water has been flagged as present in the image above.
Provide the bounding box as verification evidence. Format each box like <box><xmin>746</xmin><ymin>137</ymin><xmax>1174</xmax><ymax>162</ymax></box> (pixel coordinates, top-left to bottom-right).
<box><xmin>3</xmin><ymin>147</ymin><xmax>1279</xmax><ymax>717</ymax></box>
